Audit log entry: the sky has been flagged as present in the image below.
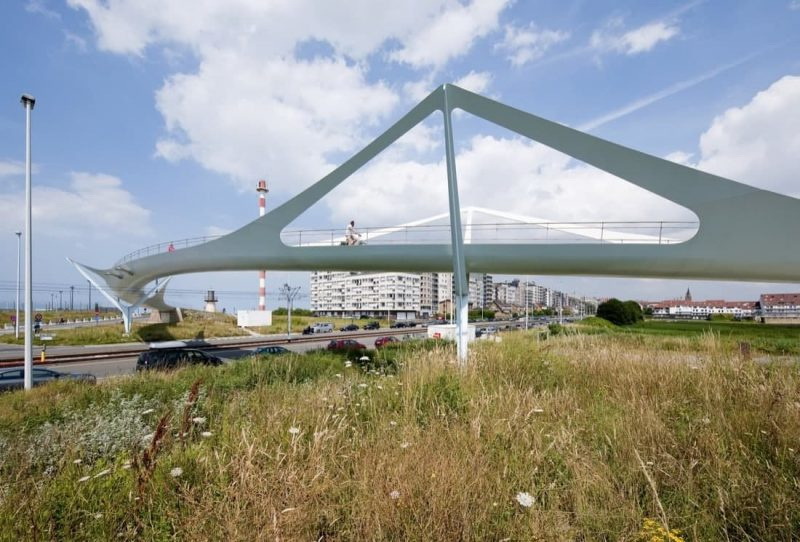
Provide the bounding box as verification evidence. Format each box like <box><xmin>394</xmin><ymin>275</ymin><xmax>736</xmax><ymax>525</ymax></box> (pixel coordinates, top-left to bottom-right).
<box><xmin>1</xmin><ymin>0</ymin><xmax>799</xmax><ymax>311</ymax></box>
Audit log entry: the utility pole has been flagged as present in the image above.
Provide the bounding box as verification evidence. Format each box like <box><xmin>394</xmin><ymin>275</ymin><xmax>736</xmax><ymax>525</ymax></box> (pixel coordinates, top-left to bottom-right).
<box><xmin>70</xmin><ymin>285</ymin><xmax>74</xmax><ymax>311</ymax></box>
<box><xmin>21</xmin><ymin>93</ymin><xmax>35</xmax><ymax>391</ymax></box>
<box><xmin>279</xmin><ymin>283</ymin><xmax>301</xmax><ymax>340</ymax></box>
<box><xmin>87</xmin><ymin>279</ymin><xmax>91</xmax><ymax>311</ymax></box>
<box><xmin>59</xmin><ymin>290</ymin><xmax>63</xmax><ymax>311</ymax></box>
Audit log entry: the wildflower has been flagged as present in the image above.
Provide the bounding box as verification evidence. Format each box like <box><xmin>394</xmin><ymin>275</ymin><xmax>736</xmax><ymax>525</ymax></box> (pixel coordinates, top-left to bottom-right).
<box><xmin>358</xmin><ymin>383</ymin><xmax>368</xmax><ymax>389</ymax></box>
<box><xmin>93</xmin><ymin>513</ymin><xmax>103</xmax><ymax>519</ymax></box>
<box><xmin>78</xmin><ymin>476</ymin><xmax>90</xmax><ymax>483</ymax></box>
<box><xmin>515</xmin><ymin>492</ymin><xmax>534</xmax><ymax>508</ymax></box>
<box><xmin>344</xmin><ymin>361</ymin><xmax>352</xmax><ymax>368</ymax></box>
<box><xmin>73</xmin><ymin>459</ymin><xmax>82</xmax><ymax>464</ymax></box>
<box><xmin>377</xmin><ymin>385</ymin><xmax>384</xmax><ymax>390</ymax></box>
<box><xmin>288</xmin><ymin>427</ymin><xmax>300</xmax><ymax>435</ymax></box>
<box><xmin>201</xmin><ymin>431</ymin><xmax>213</xmax><ymax>438</ymax></box>
<box><xmin>389</xmin><ymin>490</ymin><xmax>401</xmax><ymax>500</ymax></box>
<box><xmin>170</xmin><ymin>467</ymin><xmax>183</xmax><ymax>477</ymax></box>
<box><xmin>335</xmin><ymin>373</ymin><xmax>342</xmax><ymax>378</ymax></box>
<box><xmin>359</xmin><ymin>356</ymin><xmax>370</xmax><ymax>362</ymax></box>
<box><xmin>389</xmin><ymin>421</ymin><xmax>397</xmax><ymax>427</ymax></box>
<box><xmin>141</xmin><ymin>408</ymin><xmax>155</xmax><ymax>415</ymax></box>
<box><xmin>94</xmin><ymin>469</ymin><xmax>111</xmax><ymax>478</ymax></box>
<box><xmin>192</xmin><ymin>416</ymin><xmax>206</xmax><ymax>425</ymax></box>
<box><xmin>532</xmin><ymin>408</ymin><xmax>544</xmax><ymax>414</ymax></box>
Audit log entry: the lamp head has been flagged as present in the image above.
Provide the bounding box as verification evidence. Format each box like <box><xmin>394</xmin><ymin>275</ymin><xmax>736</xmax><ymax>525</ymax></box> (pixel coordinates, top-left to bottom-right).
<box><xmin>20</xmin><ymin>94</ymin><xmax>36</xmax><ymax>109</ymax></box>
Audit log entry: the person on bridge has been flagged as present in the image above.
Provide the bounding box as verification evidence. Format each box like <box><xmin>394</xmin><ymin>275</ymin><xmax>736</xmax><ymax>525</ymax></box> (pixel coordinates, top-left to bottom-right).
<box><xmin>167</xmin><ymin>242</ymin><xmax>175</xmax><ymax>252</ymax></box>
<box><xmin>346</xmin><ymin>220</ymin><xmax>361</xmax><ymax>245</ymax></box>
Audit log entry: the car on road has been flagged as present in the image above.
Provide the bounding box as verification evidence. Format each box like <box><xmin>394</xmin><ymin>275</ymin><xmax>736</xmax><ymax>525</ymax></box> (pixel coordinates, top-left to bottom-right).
<box><xmin>254</xmin><ymin>345</ymin><xmax>291</xmax><ymax>356</ymax></box>
<box><xmin>312</xmin><ymin>322</ymin><xmax>334</xmax><ymax>333</ymax></box>
<box><xmin>374</xmin><ymin>336</ymin><xmax>399</xmax><ymax>348</ymax></box>
<box><xmin>389</xmin><ymin>321</ymin><xmax>407</xmax><ymax>328</ymax></box>
<box><xmin>340</xmin><ymin>323</ymin><xmax>360</xmax><ymax>332</ymax></box>
<box><xmin>362</xmin><ymin>321</ymin><xmax>380</xmax><ymax>330</ymax></box>
<box><xmin>327</xmin><ymin>339</ymin><xmax>366</xmax><ymax>353</ymax></box>
<box><xmin>136</xmin><ymin>348</ymin><xmax>223</xmax><ymax>371</ymax></box>
<box><xmin>302</xmin><ymin>326</ymin><xmax>314</xmax><ymax>335</ymax></box>
<box><xmin>0</xmin><ymin>367</ymin><xmax>96</xmax><ymax>391</ymax></box>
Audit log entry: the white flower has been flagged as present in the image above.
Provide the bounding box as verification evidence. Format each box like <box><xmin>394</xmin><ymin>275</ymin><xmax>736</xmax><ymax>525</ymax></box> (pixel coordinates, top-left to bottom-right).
<box><xmin>78</xmin><ymin>476</ymin><xmax>90</xmax><ymax>483</ymax></box>
<box><xmin>389</xmin><ymin>421</ymin><xmax>397</xmax><ymax>427</ymax></box>
<box><xmin>532</xmin><ymin>408</ymin><xmax>544</xmax><ymax>414</ymax></box>
<box><xmin>72</xmin><ymin>459</ymin><xmax>82</xmax><ymax>464</ymax></box>
<box><xmin>377</xmin><ymin>385</ymin><xmax>383</xmax><ymax>390</ymax></box>
<box><xmin>93</xmin><ymin>513</ymin><xmax>103</xmax><ymax>519</ymax></box>
<box><xmin>288</xmin><ymin>427</ymin><xmax>300</xmax><ymax>435</ymax></box>
<box><xmin>170</xmin><ymin>467</ymin><xmax>183</xmax><ymax>478</ymax></box>
<box><xmin>358</xmin><ymin>383</ymin><xmax>368</xmax><ymax>389</ymax></box>
<box><xmin>389</xmin><ymin>490</ymin><xmax>401</xmax><ymax>500</ymax></box>
<box><xmin>201</xmin><ymin>431</ymin><xmax>213</xmax><ymax>438</ymax></box>
<box><xmin>192</xmin><ymin>416</ymin><xmax>206</xmax><ymax>425</ymax></box>
<box><xmin>141</xmin><ymin>408</ymin><xmax>155</xmax><ymax>415</ymax></box>
<box><xmin>515</xmin><ymin>492</ymin><xmax>534</xmax><ymax>508</ymax></box>
<box><xmin>335</xmin><ymin>373</ymin><xmax>342</xmax><ymax>378</ymax></box>
<box><xmin>360</xmin><ymin>356</ymin><xmax>370</xmax><ymax>362</ymax></box>
<box><xmin>344</xmin><ymin>361</ymin><xmax>352</xmax><ymax>368</ymax></box>
<box><xmin>94</xmin><ymin>469</ymin><xmax>111</xmax><ymax>478</ymax></box>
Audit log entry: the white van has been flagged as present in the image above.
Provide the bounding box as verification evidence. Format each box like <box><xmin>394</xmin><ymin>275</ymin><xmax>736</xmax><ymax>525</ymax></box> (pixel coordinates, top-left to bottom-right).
<box><xmin>312</xmin><ymin>322</ymin><xmax>334</xmax><ymax>333</ymax></box>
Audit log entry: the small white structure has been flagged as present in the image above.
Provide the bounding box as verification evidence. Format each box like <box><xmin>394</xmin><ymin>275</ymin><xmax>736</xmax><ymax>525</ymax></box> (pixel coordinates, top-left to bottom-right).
<box><xmin>237</xmin><ymin>310</ymin><xmax>272</xmax><ymax>327</ymax></box>
<box><xmin>427</xmin><ymin>323</ymin><xmax>476</xmax><ymax>342</ymax></box>
<box><xmin>204</xmin><ymin>290</ymin><xmax>218</xmax><ymax>313</ymax></box>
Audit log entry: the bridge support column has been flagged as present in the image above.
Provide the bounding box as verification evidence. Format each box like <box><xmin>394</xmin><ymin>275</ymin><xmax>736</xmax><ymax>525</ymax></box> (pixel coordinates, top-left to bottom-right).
<box><xmin>442</xmin><ymin>85</ymin><xmax>470</xmax><ymax>366</ymax></box>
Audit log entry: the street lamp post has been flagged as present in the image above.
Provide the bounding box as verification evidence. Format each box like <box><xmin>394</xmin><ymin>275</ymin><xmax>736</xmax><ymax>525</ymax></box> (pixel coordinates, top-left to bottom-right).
<box><xmin>21</xmin><ymin>93</ymin><xmax>35</xmax><ymax>391</ymax></box>
<box><xmin>87</xmin><ymin>279</ymin><xmax>91</xmax><ymax>311</ymax></box>
<box><xmin>14</xmin><ymin>231</ymin><xmax>21</xmax><ymax>339</ymax></box>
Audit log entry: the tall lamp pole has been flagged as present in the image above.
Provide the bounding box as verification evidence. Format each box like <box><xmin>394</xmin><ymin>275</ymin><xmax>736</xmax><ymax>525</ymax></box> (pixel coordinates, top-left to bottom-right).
<box><xmin>14</xmin><ymin>231</ymin><xmax>21</xmax><ymax>339</ymax></box>
<box><xmin>279</xmin><ymin>283</ymin><xmax>301</xmax><ymax>340</ymax></box>
<box><xmin>21</xmin><ymin>94</ymin><xmax>35</xmax><ymax>391</ymax></box>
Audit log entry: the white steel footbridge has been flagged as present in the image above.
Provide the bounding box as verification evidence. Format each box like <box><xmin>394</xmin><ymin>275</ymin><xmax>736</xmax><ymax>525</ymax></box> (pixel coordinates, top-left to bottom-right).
<box><xmin>70</xmin><ymin>84</ymin><xmax>800</xmax><ymax>362</ymax></box>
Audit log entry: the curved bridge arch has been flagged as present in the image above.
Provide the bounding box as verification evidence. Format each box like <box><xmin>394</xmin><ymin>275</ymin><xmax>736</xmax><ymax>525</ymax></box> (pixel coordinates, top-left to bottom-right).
<box><xmin>71</xmin><ymin>84</ymin><xmax>800</xmax><ymax>357</ymax></box>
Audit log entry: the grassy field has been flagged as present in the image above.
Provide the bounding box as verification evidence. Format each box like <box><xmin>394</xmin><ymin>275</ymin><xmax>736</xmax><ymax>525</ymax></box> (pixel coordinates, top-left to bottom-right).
<box><xmin>0</xmin><ymin>328</ymin><xmax>797</xmax><ymax>540</ymax></box>
<box><xmin>253</xmin><ymin>315</ymin><xmax>389</xmax><ymax>335</ymax></box>
<box><xmin>579</xmin><ymin>318</ymin><xmax>800</xmax><ymax>355</ymax></box>
<box><xmin>0</xmin><ymin>310</ymin><xmax>248</xmax><ymax>346</ymax></box>
<box><xmin>0</xmin><ymin>309</ymin><xmax>121</xmax><ymax>327</ymax></box>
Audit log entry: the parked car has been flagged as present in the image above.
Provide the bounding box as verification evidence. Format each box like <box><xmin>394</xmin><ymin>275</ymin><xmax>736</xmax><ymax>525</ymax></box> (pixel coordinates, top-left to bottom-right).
<box><xmin>255</xmin><ymin>345</ymin><xmax>291</xmax><ymax>356</ymax></box>
<box><xmin>340</xmin><ymin>323</ymin><xmax>360</xmax><ymax>332</ymax></box>
<box><xmin>0</xmin><ymin>367</ymin><xmax>96</xmax><ymax>391</ymax></box>
<box><xmin>362</xmin><ymin>321</ymin><xmax>380</xmax><ymax>330</ymax></box>
<box><xmin>312</xmin><ymin>322</ymin><xmax>334</xmax><ymax>333</ymax></box>
<box><xmin>374</xmin><ymin>336</ymin><xmax>399</xmax><ymax>348</ymax></box>
<box><xmin>136</xmin><ymin>348</ymin><xmax>222</xmax><ymax>371</ymax></box>
<box><xmin>302</xmin><ymin>326</ymin><xmax>314</xmax><ymax>335</ymax></box>
<box><xmin>327</xmin><ymin>339</ymin><xmax>366</xmax><ymax>352</ymax></box>
<box><xmin>389</xmin><ymin>321</ymin><xmax>407</xmax><ymax>328</ymax></box>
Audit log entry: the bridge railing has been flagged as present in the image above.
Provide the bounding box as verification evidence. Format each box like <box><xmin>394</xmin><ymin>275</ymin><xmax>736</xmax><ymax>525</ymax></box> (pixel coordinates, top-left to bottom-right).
<box><xmin>115</xmin><ymin>221</ymin><xmax>698</xmax><ymax>265</ymax></box>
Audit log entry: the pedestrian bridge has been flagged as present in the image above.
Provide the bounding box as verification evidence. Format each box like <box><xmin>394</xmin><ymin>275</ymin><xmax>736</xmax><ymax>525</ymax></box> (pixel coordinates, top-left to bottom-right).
<box><xmin>70</xmin><ymin>84</ymin><xmax>800</xmax><ymax>350</ymax></box>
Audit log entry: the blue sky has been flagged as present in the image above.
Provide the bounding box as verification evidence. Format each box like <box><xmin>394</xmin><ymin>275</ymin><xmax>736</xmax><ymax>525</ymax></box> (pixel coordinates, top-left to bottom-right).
<box><xmin>1</xmin><ymin>0</ymin><xmax>799</xmax><ymax>311</ymax></box>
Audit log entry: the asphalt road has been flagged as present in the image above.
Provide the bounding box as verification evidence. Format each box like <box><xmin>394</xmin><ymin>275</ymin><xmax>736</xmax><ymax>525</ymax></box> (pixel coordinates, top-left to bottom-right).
<box><xmin>50</xmin><ymin>333</ymin><xmax>426</xmax><ymax>379</ymax></box>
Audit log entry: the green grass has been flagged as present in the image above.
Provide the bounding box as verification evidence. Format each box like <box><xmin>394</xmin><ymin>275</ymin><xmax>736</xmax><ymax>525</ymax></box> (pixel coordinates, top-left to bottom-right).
<box><xmin>0</xmin><ymin>332</ymin><xmax>798</xmax><ymax>540</ymax></box>
<box><xmin>252</xmin><ymin>315</ymin><xmax>390</xmax><ymax>335</ymax></box>
<box><xmin>0</xmin><ymin>309</ymin><xmax>121</xmax><ymax>326</ymax></box>
<box><xmin>0</xmin><ymin>310</ymin><xmax>248</xmax><ymax>346</ymax></box>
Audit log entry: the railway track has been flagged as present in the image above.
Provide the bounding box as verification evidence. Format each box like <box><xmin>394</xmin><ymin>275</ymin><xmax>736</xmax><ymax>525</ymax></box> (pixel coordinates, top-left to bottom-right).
<box><xmin>0</xmin><ymin>328</ymin><xmax>425</xmax><ymax>367</ymax></box>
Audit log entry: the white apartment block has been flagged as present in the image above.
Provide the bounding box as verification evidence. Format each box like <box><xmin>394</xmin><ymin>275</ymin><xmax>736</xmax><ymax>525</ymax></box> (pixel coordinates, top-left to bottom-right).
<box><xmin>310</xmin><ymin>271</ymin><xmax>421</xmax><ymax>320</ymax></box>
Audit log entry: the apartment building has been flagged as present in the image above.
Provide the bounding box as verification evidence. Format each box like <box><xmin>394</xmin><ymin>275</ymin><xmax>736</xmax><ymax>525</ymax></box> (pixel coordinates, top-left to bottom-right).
<box><xmin>310</xmin><ymin>271</ymin><xmax>421</xmax><ymax>320</ymax></box>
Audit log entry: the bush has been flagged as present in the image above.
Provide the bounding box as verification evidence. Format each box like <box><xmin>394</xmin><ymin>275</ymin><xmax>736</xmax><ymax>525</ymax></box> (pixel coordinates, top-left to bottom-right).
<box><xmin>597</xmin><ymin>299</ymin><xmax>643</xmax><ymax>326</ymax></box>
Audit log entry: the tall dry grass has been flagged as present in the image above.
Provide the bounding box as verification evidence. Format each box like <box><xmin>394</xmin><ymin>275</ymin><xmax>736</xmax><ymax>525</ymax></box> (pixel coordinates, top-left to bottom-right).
<box><xmin>0</xmin><ymin>331</ymin><xmax>797</xmax><ymax>540</ymax></box>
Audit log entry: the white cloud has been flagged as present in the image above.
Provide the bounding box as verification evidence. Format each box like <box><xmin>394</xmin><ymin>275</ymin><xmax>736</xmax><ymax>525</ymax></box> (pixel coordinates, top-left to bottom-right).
<box><xmin>388</xmin><ymin>0</ymin><xmax>511</xmax><ymax>69</ymax></box>
<box><xmin>69</xmin><ymin>0</ymin><xmax>511</xmax><ymax>195</ymax></box>
<box><xmin>790</xmin><ymin>1</ymin><xmax>800</xmax><ymax>10</ymax></box>
<box><xmin>695</xmin><ymin>75</ymin><xmax>800</xmax><ymax>197</ymax></box>
<box><xmin>26</xmin><ymin>0</ymin><xmax>60</xmax><ymax>19</ymax></box>
<box><xmin>591</xmin><ymin>19</ymin><xmax>679</xmax><ymax>55</ymax></box>
<box><xmin>495</xmin><ymin>23</ymin><xmax>569</xmax><ymax>66</ymax></box>
<box><xmin>154</xmin><ymin>54</ymin><xmax>397</xmax><ymax>192</ymax></box>
<box><xmin>0</xmin><ymin>160</ymin><xmax>25</xmax><ymax>178</ymax></box>
<box><xmin>453</xmin><ymin>70</ymin><xmax>493</xmax><ymax>95</ymax></box>
<box><xmin>0</xmin><ymin>172</ymin><xmax>152</xmax><ymax>238</ymax></box>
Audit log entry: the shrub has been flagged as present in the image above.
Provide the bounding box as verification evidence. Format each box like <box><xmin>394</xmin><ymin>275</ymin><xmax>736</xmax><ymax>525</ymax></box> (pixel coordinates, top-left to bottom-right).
<box><xmin>597</xmin><ymin>299</ymin><xmax>643</xmax><ymax>326</ymax></box>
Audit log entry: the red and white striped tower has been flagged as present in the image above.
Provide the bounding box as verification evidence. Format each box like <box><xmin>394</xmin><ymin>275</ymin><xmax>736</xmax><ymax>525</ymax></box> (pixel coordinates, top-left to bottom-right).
<box><xmin>256</xmin><ymin>179</ymin><xmax>269</xmax><ymax>310</ymax></box>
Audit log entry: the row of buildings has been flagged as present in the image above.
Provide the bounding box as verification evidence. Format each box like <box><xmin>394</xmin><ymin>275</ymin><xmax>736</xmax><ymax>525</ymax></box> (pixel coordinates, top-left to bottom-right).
<box><xmin>645</xmin><ymin>289</ymin><xmax>800</xmax><ymax>322</ymax></box>
<box><xmin>310</xmin><ymin>271</ymin><xmax>597</xmax><ymax>320</ymax></box>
